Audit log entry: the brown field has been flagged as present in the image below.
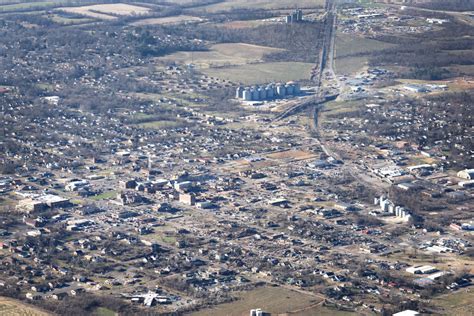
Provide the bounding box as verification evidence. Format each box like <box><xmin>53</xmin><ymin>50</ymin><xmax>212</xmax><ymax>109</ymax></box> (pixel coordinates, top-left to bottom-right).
<box><xmin>131</xmin><ymin>15</ymin><xmax>203</xmax><ymax>26</ymax></box>
<box><xmin>158</xmin><ymin>43</ymin><xmax>284</xmax><ymax>69</ymax></box>
<box><xmin>58</xmin><ymin>4</ymin><xmax>150</xmax><ymax>20</ymax></box>
<box><xmin>0</xmin><ymin>297</ymin><xmax>50</xmax><ymax>316</ymax></box>
<box><xmin>214</xmin><ymin>20</ymin><xmax>272</xmax><ymax>29</ymax></box>
<box><xmin>190</xmin><ymin>286</ymin><xmax>324</xmax><ymax>316</ymax></box>
<box><xmin>434</xmin><ymin>289</ymin><xmax>474</xmax><ymax>315</ymax></box>
<box><xmin>267</xmin><ymin>150</ymin><xmax>317</xmax><ymax>161</ymax></box>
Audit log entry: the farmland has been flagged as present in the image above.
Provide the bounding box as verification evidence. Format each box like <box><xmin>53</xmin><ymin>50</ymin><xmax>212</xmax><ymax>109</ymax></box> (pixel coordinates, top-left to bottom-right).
<box><xmin>58</xmin><ymin>3</ymin><xmax>151</xmax><ymax>20</ymax></box>
<box><xmin>201</xmin><ymin>62</ymin><xmax>314</xmax><ymax>85</ymax></box>
<box><xmin>193</xmin><ymin>0</ymin><xmax>325</xmax><ymax>12</ymax></box>
<box><xmin>334</xmin><ymin>32</ymin><xmax>394</xmax><ymax>75</ymax></box>
<box><xmin>131</xmin><ymin>15</ymin><xmax>203</xmax><ymax>26</ymax></box>
<box><xmin>157</xmin><ymin>43</ymin><xmax>285</xmax><ymax>69</ymax></box>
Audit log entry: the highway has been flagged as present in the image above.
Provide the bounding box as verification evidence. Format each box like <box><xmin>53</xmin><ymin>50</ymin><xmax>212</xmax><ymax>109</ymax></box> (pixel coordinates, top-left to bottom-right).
<box><xmin>274</xmin><ymin>0</ymin><xmax>340</xmax><ymax>122</ymax></box>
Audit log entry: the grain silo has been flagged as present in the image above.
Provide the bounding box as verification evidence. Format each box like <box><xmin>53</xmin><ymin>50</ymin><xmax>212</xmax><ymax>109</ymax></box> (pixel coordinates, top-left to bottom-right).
<box><xmin>236</xmin><ymin>86</ymin><xmax>244</xmax><ymax>99</ymax></box>
<box><xmin>276</xmin><ymin>84</ymin><xmax>286</xmax><ymax>97</ymax></box>
<box><xmin>251</xmin><ymin>88</ymin><xmax>259</xmax><ymax>101</ymax></box>
<box><xmin>242</xmin><ymin>89</ymin><xmax>252</xmax><ymax>101</ymax></box>
<box><xmin>258</xmin><ymin>87</ymin><xmax>266</xmax><ymax>100</ymax></box>
<box><xmin>265</xmin><ymin>86</ymin><xmax>274</xmax><ymax>99</ymax></box>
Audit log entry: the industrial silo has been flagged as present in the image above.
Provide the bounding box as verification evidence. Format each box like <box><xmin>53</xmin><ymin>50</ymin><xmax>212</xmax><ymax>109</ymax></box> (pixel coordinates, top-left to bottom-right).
<box><xmin>294</xmin><ymin>83</ymin><xmax>301</xmax><ymax>95</ymax></box>
<box><xmin>276</xmin><ymin>84</ymin><xmax>286</xmax><ymax>97</ymax></box>
<box><xmin>265</xmin><ymin>86</ymin><xmax>274</xmax><ymax>99</ymax></box>
<box><xmin>236</xmin><ymin>86</ymin><xmax>244</xmax><ymax>99</ymax></box>
<box><xmin>258</xmin><ymin>87</ymin><xmax>266</xmax><ymax>100</ymax></box>
<box><xmin>297</xmin><ymin>9</ymin><xmax>303</xmax><ymax>22</ymax></box>
<box><xmin>251</xmin><ymin>88</ymin><xmax>259</xmax><ymax>101</ymax></box>
<box><xmin>242</xmin><ymin>89</ymin><xmax>252</xmax><ymax>101</ymax></box>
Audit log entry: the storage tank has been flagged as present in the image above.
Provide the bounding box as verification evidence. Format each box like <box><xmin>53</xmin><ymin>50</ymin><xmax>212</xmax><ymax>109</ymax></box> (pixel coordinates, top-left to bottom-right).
<box><xmin>297</xmin><ymin>9</ymin><xmax>303</xmax><ymax>22</ymax></box>
<box><xmin>292</xmin><ymin>12</ymin><xmax>298</xmax><ymax>22</ymax></box>
<box><xmin>251</xmin><ymin>89</ymin><xmax>259</xmax><ymax>101</ymax></box>
<box><xmin>276</xmin><ymin>85</ymin><xmax>286</xmax><ymax>97</ymax></box>
<box><xmin>242</xmin><ymin>89</ymin><xmax>251</xmax><ymax>101</ymax></box>
<box><xmin>235</xmin><ymin>87</ymin><xmax>244</xmax><ymax>99</ymax></box>
<box><xmin>265</xmin><ymin>87</ymin><xmax>274</xmax><ymax>99</ymax></box>
<box><xmin>258</xmin><ymin>88</ymin><xmax>266</xmax><ymax>100</ymax></box>
<box><xmin>294</xmin><ymin>83</ymin><xmax>301</xmax><ymax>95</ymax></box>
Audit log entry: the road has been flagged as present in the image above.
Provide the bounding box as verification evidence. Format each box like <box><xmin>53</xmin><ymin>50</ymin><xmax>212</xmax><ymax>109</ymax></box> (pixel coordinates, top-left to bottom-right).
<box><xmin>274</xmin><ymin>0</ymin><xmax>339</xmax><ymax>122</ymax></box>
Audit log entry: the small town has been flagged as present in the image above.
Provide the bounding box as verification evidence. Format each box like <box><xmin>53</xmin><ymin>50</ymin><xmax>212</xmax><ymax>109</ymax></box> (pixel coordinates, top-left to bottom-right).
<box><xmin>0</xmin><ymin>0</ymin><xmax>473</xmax><ymax>315</ymax></box>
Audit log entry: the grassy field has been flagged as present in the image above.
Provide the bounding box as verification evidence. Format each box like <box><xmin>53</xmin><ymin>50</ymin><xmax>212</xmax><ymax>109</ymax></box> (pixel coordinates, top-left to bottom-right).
<box><xmin>191</xmin><ymin>286</ymin><xmax>324</xmax><ymax>316</ymax></box>
<box><xmin>90</xmin><ymin>190</ymin><xmax>116</xmax><ymax>201</ymax></box>
<box><xmin>58</xmin><ymin>3</ymin><xmax>150</xmax><ymax>20</ymax></box>
<box><xmin>202</xmin><ymin>62</ymin><xmax>313</xmax><ymax>84</ymax></box>
<box><xmin>137</xmin><ymin>120</ymin><xmax>185</xmax><ymax>129</ymax></box>
<box><xmin>0</xmin><ymin>297</ymin><xmax>50</xmax><ymax>316</ymax></box>
<box><xmin>434</xmin><ymin>289</ymin><xmax>474</xmax><ymax>315</ymax></box>
<box><xmin>194</xmin><ymin>0</ymin><xmax>324</xmax><ymax>12</ymax></box>
<box><xmin>94</xmin><ymin>307</ymin><xmax>117</xmax><ymax>316</ymax></box>
<box><xmin>335</xmin><ymin>32</ymin><xmax>394</xmax><ymax>75</ymax></box>
<box><xmin>46</xmin><ymin>13</ymin><xmax>94</xmax><ymax>24</ymax></box>
<box><xmin>158</xmin><ymin>43</ymin><xmax>285</xmax><ymax>69</ymax></box>
<box><xmin>0</xmin><ymin>1</ymin><xmax>56</xmax><ymax>12</ymax></box>
<box><xmin>131</xmin><ymin>15</ymin><xmax>203</xmax><ymax>26</ymax></box>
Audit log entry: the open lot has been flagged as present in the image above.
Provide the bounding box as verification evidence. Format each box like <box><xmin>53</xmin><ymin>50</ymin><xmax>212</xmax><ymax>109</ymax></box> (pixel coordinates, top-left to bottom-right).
<box><xmin>0</xmin><ymin>297</ymin><xmax>50</xmax><ymax>316</ymax></box>
<box><xmin>201</xmin><ymin>62</ymin><xmax>314</xmax><ymax>85</ymax></box>
<box><xmin>58</xmin><ymin>3</ymin><xmax>150</xmax><ymax>20</ymax></box>
<box><xmin>434</xmin><ymin>289</ymin><xmax>474</xmax><ymax>315</ymax></box>
<box><xmin>158</xmin><ymin>43</ymin><xmax>285</xmax><ymax>69</ymax></box>
<box><xmin>190</xmin><ymin>286</ymin><xmax>323</xmax><ymax>316</ymax></box>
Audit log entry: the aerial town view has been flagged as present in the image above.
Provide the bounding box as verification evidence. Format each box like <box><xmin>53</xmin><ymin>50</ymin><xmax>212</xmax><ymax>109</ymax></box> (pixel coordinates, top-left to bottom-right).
<box><xmin>0</xmin><ymin>0</ymin><xmax>473</xmax><ymax>315</ymax></box>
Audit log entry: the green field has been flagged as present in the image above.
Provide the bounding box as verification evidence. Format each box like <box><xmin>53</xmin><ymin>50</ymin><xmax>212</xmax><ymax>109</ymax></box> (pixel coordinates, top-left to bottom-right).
<box><xmin>194</xmin><ymin>0</ymin><xmax>325</xmax><ymax>12</ymax></box>
<box><xmin>94</xmin><ymin>307</ymin><xmax>117</xmax><ymax>316</ymax></box>
<box><xmin>90</xmin><ymin>190</ymin><xmax>116</xmax><ymax>201</ymax></box>
<box><xmin>335</xmin><ymin>32</ymin><xmax>395</xmax><ymax>75</ymax></box>
<box><xmin>158</xmin><ymin>43</ymin><xmax>285</xmax><ymax>69</ymax></box>
<box><xmin>46</xmin><ymin>13</ymin><xmax>94</xmax><ymax>24</ymax></box>
<box><xmin>0</xmin><ymin>1</ymin><xmax>56</xmax><ymax>12</ymax></box>
<box><xmin>201</xmin><ymin>62</ymin><xmax>313</xmax><ymax>84</ymax></box>
<box><xmin>138</xmin><ymin>120</ymin><xmax>185</xmax><ymax>129</ymax></box>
